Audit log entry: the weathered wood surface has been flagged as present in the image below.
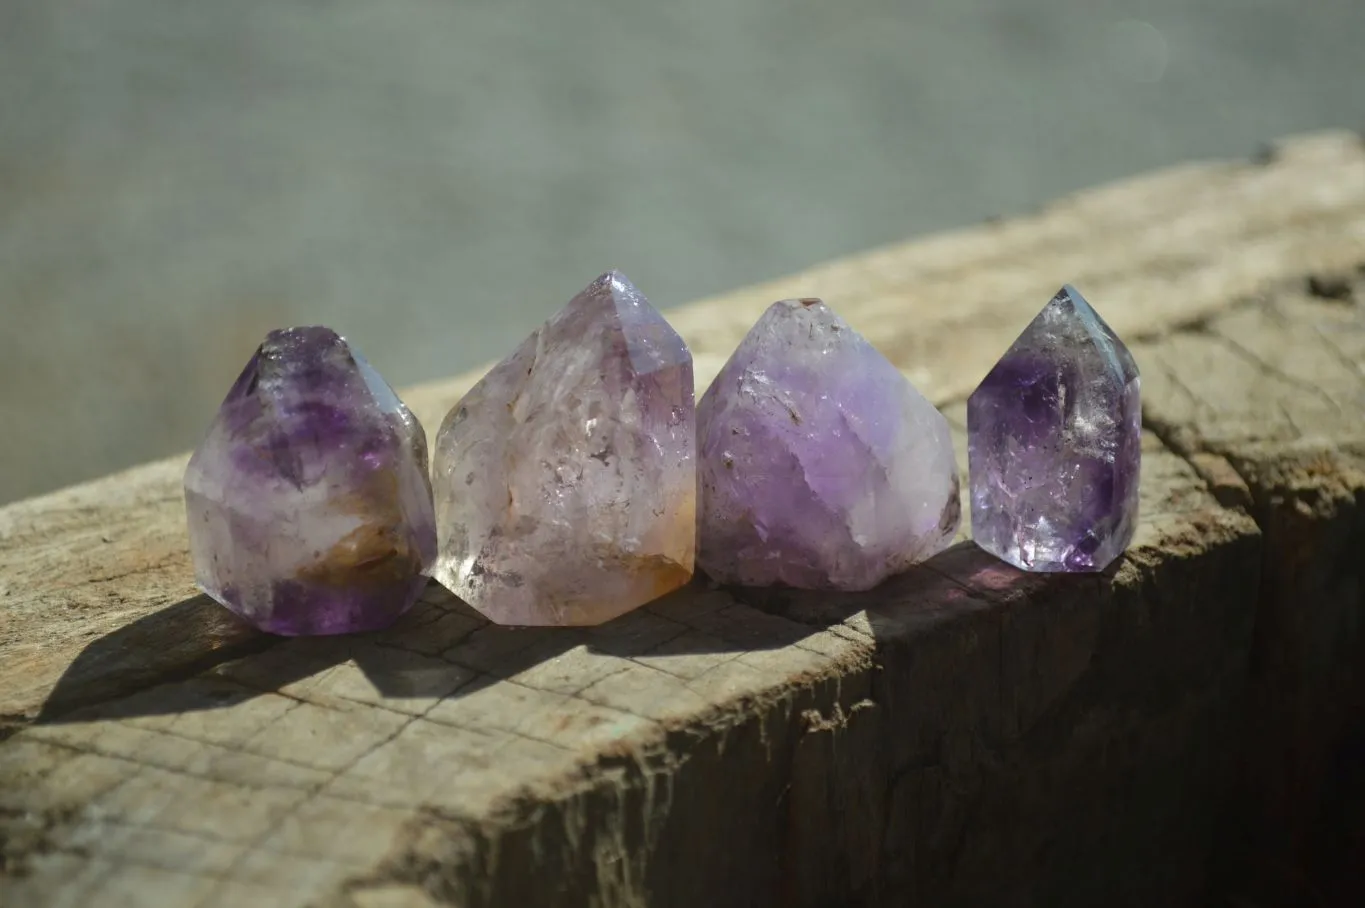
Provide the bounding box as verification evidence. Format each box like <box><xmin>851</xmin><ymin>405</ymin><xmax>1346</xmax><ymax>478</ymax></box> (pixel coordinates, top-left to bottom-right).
<box><xmin>1</xmin><ymin>131</ymin><xmax>1363</xmax><ymax>907</ymax></box>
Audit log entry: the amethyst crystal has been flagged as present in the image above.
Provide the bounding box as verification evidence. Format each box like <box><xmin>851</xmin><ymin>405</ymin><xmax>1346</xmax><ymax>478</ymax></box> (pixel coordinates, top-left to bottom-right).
<box><xmin>697</xmin><ymin>298</ymin><xmax>960</xmax><ymax>591</ymax></box>
<box><xmin>184</xmin><ymin>327</ymin><xmax>436</xmax><ymax>635</ymax></box>
<box><xmin>967</xmin><ymin>285</ymin><xmax>1141</xmax><ymax>572</ymax></box>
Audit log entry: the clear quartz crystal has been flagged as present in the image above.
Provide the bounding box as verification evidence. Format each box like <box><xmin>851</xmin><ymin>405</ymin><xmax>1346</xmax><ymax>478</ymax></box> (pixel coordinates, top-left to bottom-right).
<box><xmin>431</xmin><ymin>272</ymin><xmax>696</xmax><ymax>626</ymax></box>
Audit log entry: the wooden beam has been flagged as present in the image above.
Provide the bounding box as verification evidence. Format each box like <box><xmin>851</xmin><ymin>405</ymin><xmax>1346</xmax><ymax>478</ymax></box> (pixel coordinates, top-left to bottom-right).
<box><xmin>2</xmin><ymin>130</ymin><xmax>1363</xmax><ymax>907</ymax></box>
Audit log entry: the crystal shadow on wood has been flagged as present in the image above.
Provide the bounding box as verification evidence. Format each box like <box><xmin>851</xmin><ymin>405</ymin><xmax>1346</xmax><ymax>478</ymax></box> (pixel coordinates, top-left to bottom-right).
<box><xmin>33</xmin><ymin>578</ymin><xmax>830</xmax><ymax>725</ymax></box>
<box><xmin>33</xmin><ymin>593</ymin><xmax>273</xmax><ymax>723</ymax></box>
<box><xmin>32</xmin><ymin>593</ymin><xmax>475</xmax><ymax>725</ymax></box>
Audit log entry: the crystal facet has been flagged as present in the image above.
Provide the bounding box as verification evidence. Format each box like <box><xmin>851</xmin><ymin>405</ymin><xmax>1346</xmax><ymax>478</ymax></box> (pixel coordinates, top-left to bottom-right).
<box><xmin>432</xmin><ymin>271</ymin><xmax>696</xmax><ymax>626</ymax></box>
<box><xmin>184</xmin><ymin>327</ymin><xmax>436</xmax><ymax>635</ymax></box>
<box><xmin>697</xmin><ymin>298</ymin><xmax>960</xmax><ymax>590</ymax></box>
<box><xmin>967</xmin><ymin>285</ymin><xmax>1141</xmax><ymax>572</ymax></box>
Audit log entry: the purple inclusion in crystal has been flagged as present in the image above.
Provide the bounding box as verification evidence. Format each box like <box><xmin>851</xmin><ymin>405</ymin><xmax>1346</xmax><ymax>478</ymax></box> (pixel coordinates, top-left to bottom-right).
<box><xmin>697</xmin><ymin>298</ymin><xmax>960</xmax><ymax>591</ymax></box>
<box><xmin>967</xmin><ymin>285</ymin><xmax>1141</xmax><ymax>573</ymax></box>
<box><xmin>184</xmin><ymin>327</ymin><xmax>436</xmax><ymax>635</ymax></box>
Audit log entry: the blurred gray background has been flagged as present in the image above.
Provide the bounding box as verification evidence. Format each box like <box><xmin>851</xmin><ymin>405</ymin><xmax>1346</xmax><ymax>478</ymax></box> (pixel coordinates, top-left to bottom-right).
<box><xmin>2</xmin><ymin>0</ymin><xmax>1363</xmax><ymax>505</ymax></box>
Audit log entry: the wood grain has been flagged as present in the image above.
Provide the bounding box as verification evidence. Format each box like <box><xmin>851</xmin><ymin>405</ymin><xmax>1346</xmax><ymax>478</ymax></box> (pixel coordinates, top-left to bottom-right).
<box><xmin>2</xmin><ymin>130</ymin><xmax>1364</xmax><ymax>907</ymax></box>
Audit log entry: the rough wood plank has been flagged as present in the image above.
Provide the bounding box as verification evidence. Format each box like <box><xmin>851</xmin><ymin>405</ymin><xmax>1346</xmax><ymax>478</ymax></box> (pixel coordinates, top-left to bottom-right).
<box><xmin>1</xmin><ymin>130</ymin><xmax>1363</xmax><ymax>907</ymax></box>
<box><xmin>1</xmin><ymin>443</ymin><xmax>1254</xmax><ymax>908</ymax></box>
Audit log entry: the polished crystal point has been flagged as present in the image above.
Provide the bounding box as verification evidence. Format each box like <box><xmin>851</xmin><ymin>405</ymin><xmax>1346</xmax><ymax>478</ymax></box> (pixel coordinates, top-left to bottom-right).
<box><xmin>184</xmin><ymin>327</ymin><xmax>437</xmax><ymax>635</ymax></box>
<box><xmin>697</xmin><ymin>298</ymin><xmax>960</xmax><ymax>591</ymax></box>
<box><xmin>432</xmin><ymin>271</ymin><xmax>696</xmax><ymax>626</ymax></box>
<box><xmin>967</xmin><ymin>285</ymin><xmax>1141</xmax><ymax>572</ymax></box>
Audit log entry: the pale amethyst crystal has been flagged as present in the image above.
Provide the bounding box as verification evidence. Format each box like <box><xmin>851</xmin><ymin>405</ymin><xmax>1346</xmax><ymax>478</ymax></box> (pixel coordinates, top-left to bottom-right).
<box><xmin>184</xmin><ymin>327</ymin><xmax>436</xmax><ymax>635</ymax></box>
<box><xmin>967</xmin><ymin>285</ymin><xmax>1141</xmax><ymax>572</ymax></box>
<box><xmin>432</xmin><ymin>271</ymin><xmax>696</xmax><ymax>626</ymax></box>
<box><xmin>697</xmin><ymin>298</ymin><xmax>960</xmax><ymax>591</ymax></box>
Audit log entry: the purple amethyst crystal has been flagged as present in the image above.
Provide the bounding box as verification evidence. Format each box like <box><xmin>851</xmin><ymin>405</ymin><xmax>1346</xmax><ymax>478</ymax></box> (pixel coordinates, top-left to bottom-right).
<box><xmin>184</xmin><ymin>327</ymin><xmax>436</xmax><ymax>635</ymax></box>
<box><xmin>967</xmin><ymin>285</ymin><xmax>1141</xmax><ymax>572</ymax></box>
<box><xmin>697</xmin><ymin>298</ymin><xmax>960</xmax><ymax>591</ymax></box>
